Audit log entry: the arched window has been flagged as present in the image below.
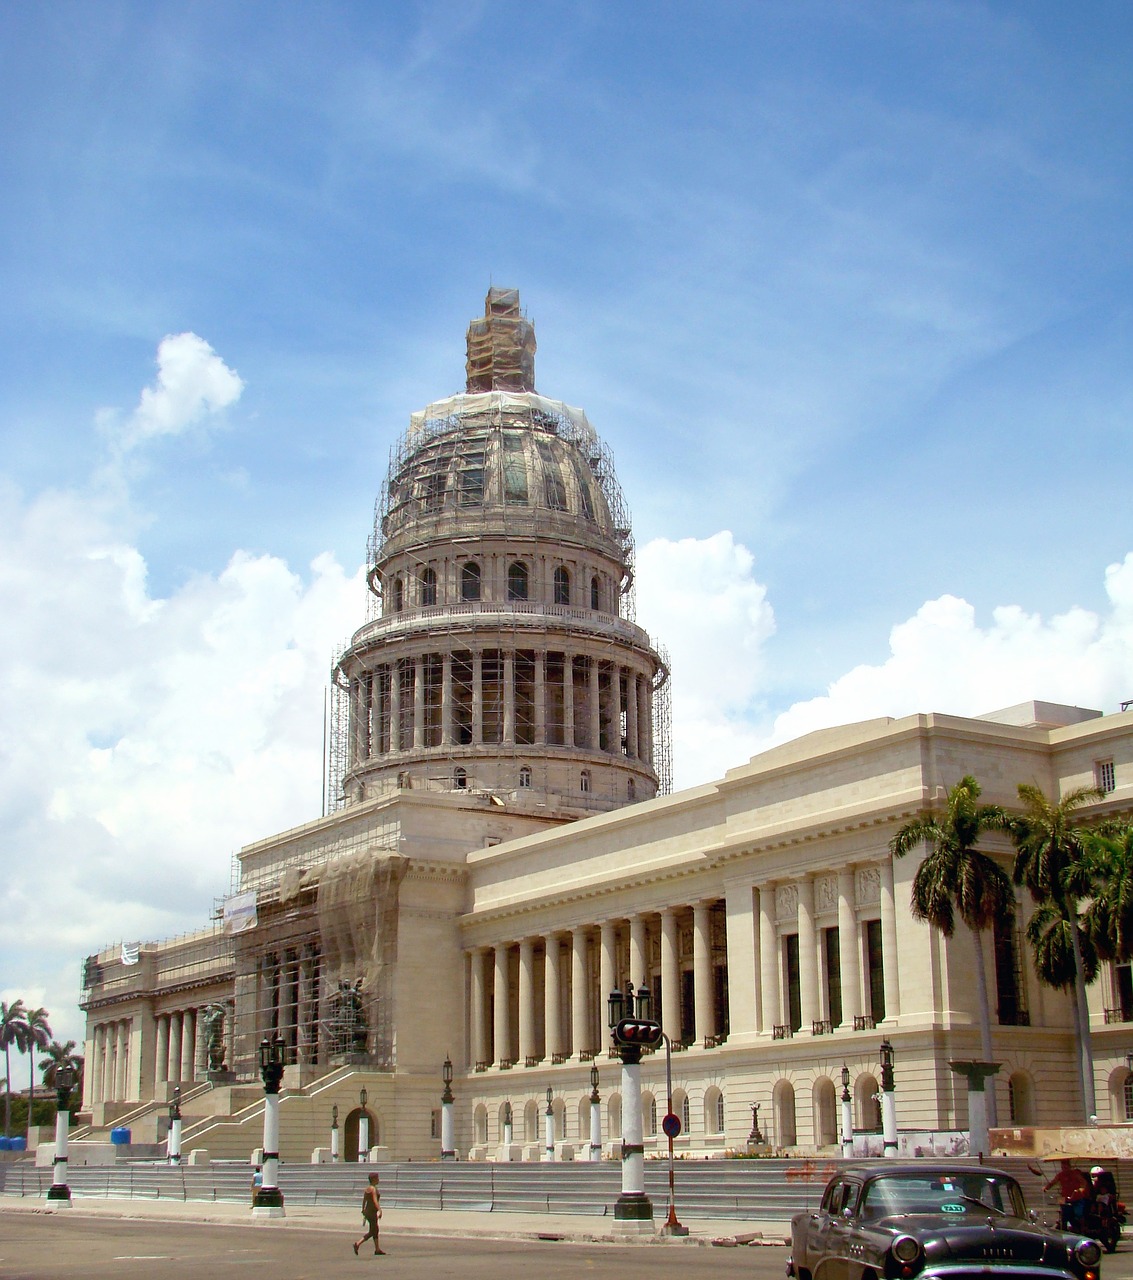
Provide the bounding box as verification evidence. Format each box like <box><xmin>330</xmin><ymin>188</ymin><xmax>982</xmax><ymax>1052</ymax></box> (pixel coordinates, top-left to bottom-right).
<box><xmin>461</xmin><ymin>561</ymin><xmax>481</xmax><ymax>601</ymax></box>
<box><xmin>453</xmin><ymin>767</ymin><xmax>467</xmax><ymax>790</ymax></box>
<box><xmin>1124</xmin><ymin>1074</ymin><xmax>1133</xmax><ymax>1123</ymax></box>
<box><xmin>590</xmin><ymin>576</ymin><xmax>600</xmax><ymax>610</ymax></box>
<box><xmin>774</xmin><ymin>1080</ymin><xmax>797</xmax><ymax>1147</ymax></box>
<box><xmin>392</xmin><ymin>577</ymin><xmax>404</xmax><ymax>612</ymax></box>
<box><xmin>812</xmin><ymin>1078</ymin><xmax>838</xmax><ymax>1146</ymax></box>
<box><xmin>704</xmin><ymin>1086</ymin><xmax>724</xmax><ymax>1135</ymax></box>
<box><xmin>627</xmin><ymin>778</ymin><xmax>636</xmax><ymax>800</ymax></box>
<box><xmin>681</xmin><ymin>1094</ymin><xmax>691</xmax><ymax>1132</ymax></box>
<box><xmin>856</xmin><ymin>1074</ymin><xmax>881</xmax><ymax>1132</ymax></box>
<box><xmin>474</xmin><ymin>1104</ymin><xmax>488</xmax><ymax>1146</ymax></box>
<box><xmin>553</xmin><ymin>566</ymin><xmax>571</xmax><ymax>605</ymax></box>
<box><xmin>524</xmin><ymin>1100</ymin><xmax>539</xmax><ymax>1142</ymax></box>
<box><xmin>519</xmin><ymin>766</ymin><xmax>532</xmax><ymax>789</ymax></box>
<box><xmin>580</xmin><ymin>769</ymin><xmax>591</xmax><ymax>794</ymax></box>
<box><xmin>420</xmin><ymin>566</ymin><xmax>437</xmax><ymax>606</ymax></box>
<box><xmin>507</xmin><ymin>561</ymin><xmax>529</xmax><ymax>601</ymax></box>
<box><xmin>609</xmin><ymin>1094</ymin><xmax>622</xmax><ymax>1139</ymax></box>
<box><xmin>643</xmin><ymin>1093</ymin><xmax>657</xmax><ymax>1136</ymax></box>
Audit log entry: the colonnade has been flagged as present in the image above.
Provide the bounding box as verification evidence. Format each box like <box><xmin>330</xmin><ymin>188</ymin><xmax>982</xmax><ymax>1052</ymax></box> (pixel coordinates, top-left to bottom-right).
<box><xmin>466</xmin><ymin>858</ymin><xmax>902</xmax><ymax>1069</ymax></box>
<box><xmin>88</xmin><ymin>1018</ymin><xmax>133</xmax><ymax>1104</ymax></box>
<box><xmin>253</xmin><ymin>945</ymin><xmax>321</xmax><ymax>1064</ymax></box>
<box><xmin>348</xmin><ymin>646</ymin><xmax>653</xmax><ymax>766</ymax></box>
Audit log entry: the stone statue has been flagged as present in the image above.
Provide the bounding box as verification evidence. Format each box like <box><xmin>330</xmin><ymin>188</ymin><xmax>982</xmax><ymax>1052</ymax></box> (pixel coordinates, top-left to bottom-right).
<box><xmin>202</xmin><ymin>1003</ymin><xmax>227</xmax><ymax>1071</ymax></box>
<box><xmin>327</xmin><ymin>979</ymin><xmax>367</xmax><ymax>1056</ymax></box>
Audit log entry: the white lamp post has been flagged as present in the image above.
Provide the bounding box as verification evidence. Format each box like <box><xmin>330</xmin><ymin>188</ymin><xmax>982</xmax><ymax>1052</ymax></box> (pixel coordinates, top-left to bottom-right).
<box><xmin>330</xmin><ymin>1104</ymin><xmax>339</xmax><ymax>1163</ymax></box>
<box><xmin>608</xmin><ymin>982</ymin><xmax>657</xmax><ymax>1233</ymax></box>
<box><xmin>543</xmin><ymin>1087</ymin><xmax>555</xmax><ymax>1161</ymax></box>
<box><xmin>840</xmin><ymin>1065</ymin><xmax>854</xmax><ymax>1159</ymax></box>
<box><xmin>358</xmin><ymin>1086</ymin><xmax>369</xmax><ymax>1162</ymax></box>
<box><xmin>253</xmin><ymin>1034</ymin><xmax>286</xmax><ymax>1217</ymax></box>
<box><xmin>168</xmin><ymin>1086</ymin><xmax>182</xmax><ymax>1165</ymax></box>
<box><xmin>589</xmin><ymin>1064</ymin><xmax>602</xmax><ymax>1162</ymax></box>
<box><xmin>45</xmin><ymin>1065</ymin><xmax>74</xmax><ymax>1207</ymax></box>
<box><xmin>880</xmin><ymin>1040</ymin><xmax>898</xmax><ymax>1157</ymax></box>
<box><xmin>441</xmin><ymin>1057</ymin><xmax>456</xmax><ymax>1159</ymax></box>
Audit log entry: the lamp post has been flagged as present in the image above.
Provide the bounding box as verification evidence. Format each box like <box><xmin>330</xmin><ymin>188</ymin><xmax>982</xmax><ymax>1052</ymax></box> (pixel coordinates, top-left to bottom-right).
<box><xmin>747</xmin><ymin>1102</ymin><xmax>764</xmax><ymax>1148</ymax></box>
<box><xmin>45</xmin><ymin>1064</ymin><xmax>74</xmax><ymax>1206</ymax></box>
<box><xmin>502</xmin><ymin>1099</ymin><xmax>513</xmax><ymax>1150</ymax></box>
<box><xmin>840</xmin><ymin>1065</ymin><xmax>853</xmax><ymax>1159</ymax></box>
<box><xmin>168</xmin><ymin>1085</ymin><xmax>183</xmax><ymax>1165</ymax></box>
<box><xmin>879</xmin><ymin>1040</ymin><xmax>897</xmax><ymax>1157</ymax></box>
<box><xmin>544</xmin><ymin>1087</ymin><xmax>555</xmax><ymax>1162</ymax></box>
<box><xmin>441</xmin><ymin>1057</ymin><xmax>456</xmax><ymax>1159</ymax></box>
<box><xmin>254</xmin><ymin>1034</ymin><xmax>286</xmax><ymax>1217</ymax></box>
<box><xmin>589</xmin><ymin>1064</ymin><xmax>602</xmax><ymax>1162</ymax></box>
<box><xmin>608</xmin><ymin>981</ymin><xmax>658</xmax><ymax>1233</ymax></box>
<box><xmin>330</xmin><ymin>1104</ymin><xmax>340</xmax><ymax>1163</ymax></box>
<box><xmin>358</xmin><ymin>1085</ymin><xmax>369</xmax><ymax>1162</ymax></box>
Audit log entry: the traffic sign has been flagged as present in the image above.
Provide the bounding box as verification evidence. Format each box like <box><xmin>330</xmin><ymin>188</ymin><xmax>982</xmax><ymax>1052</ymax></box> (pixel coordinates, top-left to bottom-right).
<box><xmin>662</xmin><ymin>1112</ymin><xmax>682</xmax><ymax>1139</ymax></box>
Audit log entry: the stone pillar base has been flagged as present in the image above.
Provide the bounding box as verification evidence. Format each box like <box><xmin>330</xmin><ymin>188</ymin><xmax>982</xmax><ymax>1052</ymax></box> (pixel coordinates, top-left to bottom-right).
<box><xmin>613</xmin><ymin>1192</ymin><xmax>654</xmax><ymax>1233</ymax></box>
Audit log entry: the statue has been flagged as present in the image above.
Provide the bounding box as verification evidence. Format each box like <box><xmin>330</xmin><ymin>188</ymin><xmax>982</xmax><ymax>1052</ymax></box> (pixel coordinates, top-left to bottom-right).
<box><xmin>326</xmin><ymin>979</ymin><xmax>368</xmax><ymax>1056</ymax></box>
<box><xmin>202</xmin><ymin>1003</ymin><xmax>228</xmax><ymax>1072</ymax></box>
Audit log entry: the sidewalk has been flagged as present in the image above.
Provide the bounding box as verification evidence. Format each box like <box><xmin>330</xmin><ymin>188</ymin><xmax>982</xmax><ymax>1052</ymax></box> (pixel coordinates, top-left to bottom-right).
<box><xmin>0</xmin><ymin>1193</ymin><xmax>791</xmax><ymax>1247</ymax></box>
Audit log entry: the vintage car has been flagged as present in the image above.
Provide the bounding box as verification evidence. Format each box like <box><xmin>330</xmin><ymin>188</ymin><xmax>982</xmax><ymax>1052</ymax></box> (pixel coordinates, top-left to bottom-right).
<box><xmin>787</xmin><ymin>1163</ymin><xmax>1104</xmax><ymax>1280</ymax></box>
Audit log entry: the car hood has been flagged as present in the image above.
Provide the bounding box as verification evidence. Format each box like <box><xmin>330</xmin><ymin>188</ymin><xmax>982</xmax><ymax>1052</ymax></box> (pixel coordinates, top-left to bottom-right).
<box><xmin>874</xmin><ymin>1215</ymin><xmax>1051</xmax><ymax>1261</ymax></box>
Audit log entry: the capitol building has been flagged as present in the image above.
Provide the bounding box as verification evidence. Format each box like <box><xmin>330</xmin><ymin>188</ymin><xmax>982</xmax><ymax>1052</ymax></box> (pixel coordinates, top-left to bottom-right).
<box><xmin>79</xmin><ymin>290</ymin><xmax>1133</xmax><ymax>1164</ymax></box>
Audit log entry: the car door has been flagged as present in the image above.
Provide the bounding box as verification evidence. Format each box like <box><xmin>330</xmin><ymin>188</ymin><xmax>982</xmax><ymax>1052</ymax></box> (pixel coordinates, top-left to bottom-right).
<box><xmin>821</xmin><ymin>1180</ymin><xmax>860</xmax><ymax>1280</ymax></box>
<box><xmin>798</xmin><ymin>1178</ymin><xmax>844</xmax><ymax>1279</ymax></box>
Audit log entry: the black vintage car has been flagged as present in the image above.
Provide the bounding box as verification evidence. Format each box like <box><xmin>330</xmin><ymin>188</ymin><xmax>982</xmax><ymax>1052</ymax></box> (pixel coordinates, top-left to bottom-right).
<box><xmin>787</xmin><ymin>1164</ymin><xmax>1104</xmax><ymax>1280</ymax></box>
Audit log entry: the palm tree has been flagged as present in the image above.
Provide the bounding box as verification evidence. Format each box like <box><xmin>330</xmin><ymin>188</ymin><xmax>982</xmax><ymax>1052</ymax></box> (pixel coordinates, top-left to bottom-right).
<box><xmin>1083</xmin><ymin>823</ymin><xmax>1133</xmax><ymax>967</ymax></box>
<box><xmin>38</xmin><ymin>1040</ymin><xmax>82</xmax><ymax>1096</ymax></box>
<box><xmin>21</xmin><ymin>1007</ymin><xmax>51</xmax><ymax>1135</ymax></box>
<box><xmin>0</xmin><ymin>999</ymin><xmax>27</xmax><ymax>1137</ymax></box>
<box><xmin>1011</xmin><ymin>782</ymin><xmax>1104</xmax><ymax>1120</ymax></box>
<box><xmin>890</xmin><ymin>774</ymin><xmax>1014</xmax><ymax>1128</ymax></box>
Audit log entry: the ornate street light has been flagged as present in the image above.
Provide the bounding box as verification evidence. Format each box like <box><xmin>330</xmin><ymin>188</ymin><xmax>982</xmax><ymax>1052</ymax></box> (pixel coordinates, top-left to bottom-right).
<box><xmin>168</xmin><ymin>1085</ymin><xmax>183</xmax><ymax>1165</ymax></box>
<box><xmin>440</xmin><ymin>1056</ymin><xmax>455</xmax><ymax>1159</ymax></box>
<box><xmin>608</xmin><ymin>979</ymin><xmax>662</xmax><ymax>1232</ymax></box>
<box><xmin>358</xmin><ymin>1085</ymin><xmax>370</xmax><ymax>1162</ymax></box>
<box><xmin>879</xmin><ymin>1041</ymin><xmax>897</xmax><ymax>1157</ymax></box>
<box><xmin>544</xmin><ymin>1086</ymin><xmax>555</xmax><ymax>1163</ymax></box>
<box><xmin>46</xmin><ymin>1064</ymin><xmax>75</xmax><ymax>1206</ymax></box>
<box><xmin>330</xmin><ymin>1104</ymin><xmax>340</xmax><ymax>1163</ymax></box>
<box><xmin>589</xmin><ymin>1064</ymin><xmax>602</xmax><ymax>1162</ymax></box>
<box><xmin>607</xmin><ymin>987</ymin><xmax>625</xmax><ymax>1030</ymax></box>
<box><xmin>840</xmin><ymin>1065</ymin><xmax>853</xmax><ymax>1159</ymax></box>
<box><xmin>253</xmin><ymin>1034</ymin><xmax>286</xmax><ymax>1217</ymax></box>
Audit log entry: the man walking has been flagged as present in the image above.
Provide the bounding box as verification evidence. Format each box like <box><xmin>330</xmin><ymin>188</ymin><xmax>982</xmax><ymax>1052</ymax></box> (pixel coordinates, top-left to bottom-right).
<box><xmin>354</xmin><ymin>1173</ymin><xmax>383</xmax><ymax>1256</ymax></box>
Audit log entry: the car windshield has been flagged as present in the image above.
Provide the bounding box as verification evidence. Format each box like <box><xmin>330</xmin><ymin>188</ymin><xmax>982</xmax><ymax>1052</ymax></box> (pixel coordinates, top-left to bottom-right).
<box><xmin>859</xmin><ymin>1174</ymin><xmax>1025</xmax><ymax>1220</ymax></box>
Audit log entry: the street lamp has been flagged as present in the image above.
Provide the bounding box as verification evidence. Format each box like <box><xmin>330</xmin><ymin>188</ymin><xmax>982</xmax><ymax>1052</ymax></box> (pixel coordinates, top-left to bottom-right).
<box><xmin>502</xmin><ymin>1099</ymin><xmax>513</xmax><ymax>1149</ymax></box>
<box><xmin>589</xmin><ymin>1064</ymin><xmax>602</xmax><ymax>1162</ymax></box>
<box><xmin>168</xmin><ymin>1085</ymin><xmax>183</xmax><ymax>1165</ymax></box>
<box><xmin>358</xmin><ymin>1085</ymin><xmax>370</xmax><ymax>1163</ymax></box>
<box><xmin>544</xmin><ymin>1087</ymin><xmax>555</xmax><ymax>1162</ymax></box>
<box><xmin>253</xmin><ymin>1034</ymin><xmax>286</xmax><ymax>1217</ymax></box>
<box><xmin>441</xmin><ymin>1057</ymin><xmax>456</xmax><ymax>1160</ymax></box>
<box><xmin>840</xmin><ymin>1065</ymin><xmax>853</xmax><ymax>1159</ymax></box>
<box><xmin>879</xmin><ymin>1040</ymin><xmax>897</xmax><ymax>1158</ymax></box>
<box><xmin>608</xmin><ymin>980</ymin><xmax>659</xmax><ymax>1233</ymax></box>
<box><xmin>46</xmin><ymin>1064</ymin><xmax>75</xmax><ymax>1206</ymax></box>
<box><xmin>330</xmin><ymin>1104</ymin><xmax>340</xmax><ymax>1163</ymax></box>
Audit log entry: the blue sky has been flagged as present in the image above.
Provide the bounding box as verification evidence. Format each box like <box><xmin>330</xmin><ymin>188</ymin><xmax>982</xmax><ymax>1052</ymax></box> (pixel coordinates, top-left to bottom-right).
<box><xmin>2</xmin><ymin>1</ymin><xmax>1133</xmax><ymax>1044</ymax></box>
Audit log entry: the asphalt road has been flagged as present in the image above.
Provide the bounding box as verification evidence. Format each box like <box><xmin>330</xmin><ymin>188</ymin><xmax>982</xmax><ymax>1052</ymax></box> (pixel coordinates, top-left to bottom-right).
<box><xmin>0</xmin><ymin>1217</ymin><xmax>773</xmax><ymax>1280</ymax></box>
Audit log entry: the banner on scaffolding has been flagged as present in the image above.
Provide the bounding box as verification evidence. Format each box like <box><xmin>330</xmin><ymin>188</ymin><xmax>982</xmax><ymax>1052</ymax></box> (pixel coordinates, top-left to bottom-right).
<box><xmin>223</xmin><ymin>890</ymin><xmax>258</xmax><ymax>935</ymax></box>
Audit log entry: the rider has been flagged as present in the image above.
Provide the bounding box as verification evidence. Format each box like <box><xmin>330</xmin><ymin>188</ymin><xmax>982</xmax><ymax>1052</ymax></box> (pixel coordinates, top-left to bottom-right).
<box><xmin>1091</xmin><ymin>1165</ymin><xmax>1118</xmax><ymax>1210</ymax></box>
<box><xmin>1045</xmin><ymin>1159</ymin><xmax>1091</xmax><ymax>1229</ymax></box>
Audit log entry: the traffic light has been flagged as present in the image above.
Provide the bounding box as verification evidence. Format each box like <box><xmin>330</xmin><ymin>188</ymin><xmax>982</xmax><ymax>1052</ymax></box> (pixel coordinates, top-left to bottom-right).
<box><xmin>614</xmin><ymin>1018</ymin><xmax>663</xmax><ymax>1050</ymax></box>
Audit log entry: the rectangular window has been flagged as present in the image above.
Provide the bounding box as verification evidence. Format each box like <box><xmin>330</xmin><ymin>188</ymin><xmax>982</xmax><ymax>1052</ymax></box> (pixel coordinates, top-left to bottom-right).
<box><xmin>1117</xmin><ymin>962</ymin><xmax>1133</xmax><ymax>1021</ymax></box>
<box><xmin>430</xmin><ymin>1110</ymin><xmax>440</xmax><ymax>1139</ymax></box>
<box><xmin>785</xmin><ymin>934</ymin><xmax>801</xmax><ymax>1032</ymax></box>
<box><xmin>681</xmin><ymin>968</ymin><xmax>695</xmax><ymax>1043</ymax></box>
<box><xmin>865</xmin><ymin>919</ymin><xmax>885</xmax><ymax>1024</ymax></box>
<box><xmin>1097</xmin><ymin>759</ymin><xmax>1116</xmax><ymax>794</ymax></box>
<box><xmin>994</xmin><ymin>913</ymin><xmax>1028</xmax><ymax>1025</ymax></box>
<box><xmin>824</xmin><ymin>927</ymin><xmax>842</xmax><ymax>1027</ymax></box>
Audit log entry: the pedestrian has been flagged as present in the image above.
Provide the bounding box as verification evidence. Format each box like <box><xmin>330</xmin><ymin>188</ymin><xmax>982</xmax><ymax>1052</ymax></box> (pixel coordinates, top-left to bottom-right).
<box><xmin>354</xmin><ymin>1172</ymin><xmax>383</xmax><ymax>1256</ymax></box>
<box><xmin>250</xmin><ymin>1164</ymin><xmax>263</xmax><ymax>1207</ymax></box>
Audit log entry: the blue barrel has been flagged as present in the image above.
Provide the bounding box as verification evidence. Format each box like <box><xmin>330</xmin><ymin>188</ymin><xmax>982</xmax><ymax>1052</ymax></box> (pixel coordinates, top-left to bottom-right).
<box><xmin>0</xmin><ymin>1136</ymin><xmax>10</xmax><ymax>1150</ymax></box>
<box><xmin>109</xmin><ymin>1126</ymin><xmax>131</xmax><ymax>1145</ymax></box>
<box><xmin>7</xmin><ymin>1136</ymin><xmax>26</xmax><ymax>1151</ymax></box>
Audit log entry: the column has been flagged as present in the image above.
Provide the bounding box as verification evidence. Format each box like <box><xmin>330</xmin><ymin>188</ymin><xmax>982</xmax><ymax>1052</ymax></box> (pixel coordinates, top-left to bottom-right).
<box><xmin>758</xmin><ymin>885</ymin><xmax>779</xmax><ymax>1032</ymax></box>
<box><xmin>798</xmin><ymin>875</ymin><xmax>818</xmax><ymax>1030</ymax></box>
<box><xmin>626</xmin><ymin>667</ymin><xmax>639</xmax><ymax>758</ymax></box>
<box><xmin>154</xmin><ymin>1015</ymin><xmax>169</xmax><ymax>1087</ymax></box>
<box><xmin>693</xmin><ymin>901</ymin><xmax>715</xmax><ymax>1044</ymax></box>
<box><xmin>534</xmin><ymin>653</ymin><xmax>546</xmax><ymax>745</ymax></box>
<box><xmin>470</xmin><ymin>948</ymin><xmax>488</xmax><ymax>1067</ymax></box>
<box><xmin>660</xmin><ymin>908</ymin><xmax>680</xmax><ymax>1042</ymax></box>
<box><xmin>571</xmin><ymin>927</ymin><xmax>590</xmax><ymax>1056</ymax></box>
<box><xmin>879</xmin><ymin>856</ymin><xmax>901</xmax><ymax>1021</ymax></box>
<box><xmin>588</xmin><ymin>657</ymin><xmax>601</xmax><ymax>751</ymax></box>
<box><xmin>168</xmin><ymin>1010</ymin><xmax>183</xmax><ymax>1082</ymax></box>
<box><xmin>298</xmin><ymin>949</ymin><xmax>315</xmax><ymax>1065</ymax></box>
<box><xmin>115</xmin><ymin>1021</ymin><xmax>129</xmax><ymax>1099</ymax></box>
<box><xmin>518</xmin><ymin>938</ymin><xmax>536</xmax><ymax>1063</ymax></box>
<box><xmin>91</xmin><ymin>1024</ymin><xmax>106</xmax><ymax>1102</ymax></box>
<box><xmin>472</xmin><ymin>650</ymin><xmax>484</xmax><ymax>745</ymax></box>
<box><xmin>724</xmin><ymin>880</ymin><xmax>757</xmax><ymax>1040</ymax></box>
<box><xmin>838</xmin><ymin>868</ymin><xmax>862</xmax><ymax>1027</ymax></box>
<box><xmin>503</xmin><ymin>649</ymin><xmax>515</xmax><ymax>743</ymax></box>
<box><xmin>599</xmin><ymin>921</ymin><xmax>617</xmax><ymax>1042</ymax></box>
<box><xmin>180</xmin><ymin>1007</ymin><xmax>196</xmax><ymax>1083</ymax></box>
<box><xmin>640</xmin><ymin>677</ymin><xmax>653</xmax><ymax>764</ymax></box>
<box><xmin>544</xmin><ymin>933</ymin><xmax>562</xmax><ymax>1060</ymax></box>
<box><xmin>389</xmin><ymin>660</ymin><xmax>401</xmax><ymax>752</ymax></box>
<box><xmin>369</xmin><ymin>671</ymin><xmax>383</xmax><ymax>756</ymax></box>
<box><xmin>629</xmin><ymin>915</ymin><xmax>647</xmax><ymax>989</ymax></box>
<box><xmin>441</xmin><ymin>652</ymin><xmax>453</xmax><ymax>747</ymax></box>
<box><xmin>563</xmin><ymin>654</ymin><xmax>575</xmax><ymax>748</ymax></box>
<box><xmin>493</xmin><ymin>943</ymin><xmax>511</xmax><ymax>1065</ymax></box>
<box><xmin>413</xmin><ymin>656</ymin><xmax>425</xmax><ymax>750</ymax></box>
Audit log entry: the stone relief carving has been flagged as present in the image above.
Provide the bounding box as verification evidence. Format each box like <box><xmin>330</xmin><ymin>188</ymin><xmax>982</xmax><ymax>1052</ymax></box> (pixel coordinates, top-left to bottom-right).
<box><xmin>775</xmin><ymin>883</ymin><xmax>799</xmax><ymax>921</ymax></box>
<box><xmin>815</xmin><ymin>875</ymin><xmax>838</xmax><ymax>913</ymax></box>
<box><xmin>856</xmin><ymin>865</ymin><xmax>881</xmax><ymax>906</ymax></box>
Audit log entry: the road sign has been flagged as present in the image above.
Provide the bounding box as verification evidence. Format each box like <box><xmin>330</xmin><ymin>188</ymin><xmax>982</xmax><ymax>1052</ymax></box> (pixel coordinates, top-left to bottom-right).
<box><xmin>662</xmin><ymin>1112</ymin><xmax>681</xmax><ymax>1139</ymax></box>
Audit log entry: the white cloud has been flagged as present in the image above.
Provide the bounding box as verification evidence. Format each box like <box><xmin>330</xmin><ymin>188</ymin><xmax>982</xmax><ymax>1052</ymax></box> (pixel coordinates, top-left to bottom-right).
<box><xmin>636</xmin><ymin>532</ymin><xmax>775</xmax><ymax>786</ymax></box>
<box><xmin>113</xmin><ymin>332</ymin><xmax>244</xmax><ymax>450</ymax></box>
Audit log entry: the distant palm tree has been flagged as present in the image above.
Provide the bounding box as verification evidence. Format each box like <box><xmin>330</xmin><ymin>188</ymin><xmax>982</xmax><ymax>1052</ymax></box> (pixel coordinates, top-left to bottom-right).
<box><xmin>0</xmin><ymin>999</ymin><xmax>28</xmax><ymax>1137</ymax></box>
<box><xmin>21</xmin><ymin>1007</ymin><xmax>51</xmax><ymax>1136</ymax></box>
<box><xmin>1083</xmin><ymin>823</ymin><xmax>1133</xmax><ymax>966</ymax></box>
<box><xmin>38</xmin><ymin>1040</ymin><xmax>82</xmax><ymax>1096</ymax></box>
<box><xmin>890</xmin><ymin>775</ymin><xmax>1014</xmax><ymax>1128</ymax></box>
<box><xmin>1011</xmin><ymin>782</ymin><xmax>1104</xmax><ymax>1120</ymax></box>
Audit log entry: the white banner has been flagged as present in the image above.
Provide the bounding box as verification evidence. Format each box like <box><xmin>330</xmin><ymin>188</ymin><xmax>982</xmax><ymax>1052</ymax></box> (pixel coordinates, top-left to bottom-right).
<box><xmin>223</xmin><ymin>890</ymin><xmax>258</xmax><ymax>935</ymax></box>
